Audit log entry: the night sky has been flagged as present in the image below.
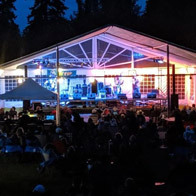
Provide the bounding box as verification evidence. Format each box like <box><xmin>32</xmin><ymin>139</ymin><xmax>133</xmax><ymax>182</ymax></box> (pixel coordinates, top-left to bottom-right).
<box><xmin>14</xmin><ymin>0</ymin><xmax>146</xmax><ymax>32</ymax></box>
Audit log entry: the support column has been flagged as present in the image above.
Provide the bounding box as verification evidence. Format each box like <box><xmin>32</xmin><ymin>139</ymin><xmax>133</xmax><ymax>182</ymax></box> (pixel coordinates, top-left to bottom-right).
<box><xmin>56</xmin><ymin>46</ymin><xmax>61</xmax><ymax>126</ymax></box>
<box><xmin>24</xmin><ymin>65</ymin><xmax>28</xmax><ymax>78</ymax></box>
<box><xmin>194</xmin><ymin>69</ymin><xmax>196</xmax><ymax>106</ymax></box>
<box><xmin>131</xmin><ymin>49</ymin><xmax>135</xmax><ymax>99</ymax></box>
<box><xmin>172</xmin><ymin>64</ymin><xmax>176</xmax><ymax>95</ymax></box>
<box><xmin>92</xmin><ymin>37</ymin><xmax>98</xmax><ymax>69</ymax></box>
<box><xmin>171</xmin><ymin>64</ymin><xmax>179</xmax><ymax>110</ymax></box>
<box><xmin>23</xmin><ymin>65</ymin><xmax>30</xmax><ymax>111</ymax></box>
<box><xmin>167</xmin><ymin>44</ymin><xmax>171</xmax><ymax>116</ymax></box>
<box><xmin>131</xmin><ymin>49</ymin><xmax>134</xmax><ymax>69</ymax></box>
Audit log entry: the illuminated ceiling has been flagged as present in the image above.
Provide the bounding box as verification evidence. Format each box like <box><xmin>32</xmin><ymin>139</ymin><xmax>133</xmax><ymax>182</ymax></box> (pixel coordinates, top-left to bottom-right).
<box><xmin>1</xmin><ymin>25</ymin><xmax>196</xmax><ymax>70</ymax></box>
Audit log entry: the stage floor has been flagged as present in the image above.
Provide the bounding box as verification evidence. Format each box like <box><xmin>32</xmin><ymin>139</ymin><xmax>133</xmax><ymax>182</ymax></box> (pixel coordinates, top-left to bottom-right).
<box><xmin>80</xmin><ymin>113</ymin><xmax>150</xmax><ymax>123</ymax></box>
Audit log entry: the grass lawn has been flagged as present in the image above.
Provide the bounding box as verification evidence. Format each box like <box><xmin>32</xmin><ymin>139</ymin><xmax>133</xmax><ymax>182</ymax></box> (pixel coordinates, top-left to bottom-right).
<box><xmin>0</xmin><ymin>155</ymin><xmax>70</xmax><ymax>196</ymax></box>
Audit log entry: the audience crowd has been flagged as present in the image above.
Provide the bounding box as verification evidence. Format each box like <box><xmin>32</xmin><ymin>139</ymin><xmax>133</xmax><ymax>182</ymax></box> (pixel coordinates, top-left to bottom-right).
<box><xmin>0</xmin><ymin>104</ymin><xmax>196</xmax><ymax>195</ymax></box>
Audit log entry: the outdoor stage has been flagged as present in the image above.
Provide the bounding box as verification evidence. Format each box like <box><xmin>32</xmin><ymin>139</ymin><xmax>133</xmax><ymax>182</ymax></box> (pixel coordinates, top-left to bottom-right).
<box><xmin>63</xmin><ymin>97</ymin><xmax>167</xmax><ymax>108</ymax></box>
<box><xmin>80</xmin><ymin>113</ymin><xmax>150</xmax><ymax>123</ymax></box>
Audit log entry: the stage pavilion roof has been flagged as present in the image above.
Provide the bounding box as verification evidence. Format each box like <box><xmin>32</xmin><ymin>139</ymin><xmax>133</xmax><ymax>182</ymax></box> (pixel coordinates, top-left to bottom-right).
<box><xmin>1</xmin><ymin>25</ymin><xmax>196</xmax><ymax>70</ymax></box>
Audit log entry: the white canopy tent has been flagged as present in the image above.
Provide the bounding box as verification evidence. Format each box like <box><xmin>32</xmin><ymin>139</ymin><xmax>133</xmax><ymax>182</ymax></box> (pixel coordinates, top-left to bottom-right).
<box><xmin>0</xmin><ymin>78</ymin><xmax>57</xmax><ymax>100</ymax></box>
<box><xmin>1</xmin><ymin>25</ymin><xmax>196</xmax><ymax>70</ymax></box>
<box><xmin>0</xmin><ymin>25</ymin><xmax>196</xmax><ymax>124</ymax></box>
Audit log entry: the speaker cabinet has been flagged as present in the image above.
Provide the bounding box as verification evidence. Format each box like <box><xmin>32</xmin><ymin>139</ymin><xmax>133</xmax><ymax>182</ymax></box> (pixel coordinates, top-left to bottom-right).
<box><xmin>92</xmin><ymin>80</ymin><xmax>97</xmax><ymax>93</ymax></box>
<box><xmin>171</xmin><ymin>94</ymin><xmax>179</xmax><ymax>110</ymax></box>
<box><xmin>23</xmin><ymin>100</ymin><xmax>30</xmax><ymax>111</ymax></box>
<box><xmin>87</xmin><ymin>93</ymin><xmax>96</xmax><ymax>99</ymax></box>
<box><xmin>118</xmin><ymin>94</ymin><xmax>127</xmax><ymax>100</ymax></box>
<box><xmin>61</xmin><ymin>94</ymin><xmax>69</xmax><ymax>100</ymax></box>
<box><xmin>32</xmin><ymin>102</ymin><xmax>42</xmax><ymax>110</ymax></box>
<box><xmin>82</xmin><ymin>86</ymin><xmax>87</xmax><ymax>96</ymax></box>
<box><xmin>73</xmin><ymin>93</ymin><xmax>82</xmax><ymax>100</ymax></box>
<box><xmin>147</xmin><ymin>93</ymin><xmax>156</xmax><ymax>98</ymax></box>
<box><xmin>133</xmin><ymin>93</ymin><xmax>141</xmax><ymax>98</ymax></box>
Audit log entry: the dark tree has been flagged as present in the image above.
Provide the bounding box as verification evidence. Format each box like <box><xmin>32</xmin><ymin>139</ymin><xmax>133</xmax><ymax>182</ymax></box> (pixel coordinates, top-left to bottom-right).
<box><xmin>100</xmin><ymin>0</ymin><xmax>141</xmax><ymax>26</ymax></box>
<box><xmin>23</xmin><ymin>0</ymin><xmax>72</xmax><ymax>54</ymax></box>
<box><xmin>73</xmin><ymin>0</ymin><xmax>141</xmax><ymax>35</ymax></box>
<box><xmin>0</xmin><ymin>0</ymin><xmax>21</xmax><ymax>63</ymax></box>
<box><xmin>75</xmin><ymin>0</ymin><xmax>85</xmax><ymax>18</ymax></box>
<box><xmin>84</xmin><ymin>0</ymin><xmax>101</xmax><ymax>14</ymax></box>
<box><xmin>143</xmin><ymin>0</ymin><xmax>196</xmax><ymax>49</ymax></box>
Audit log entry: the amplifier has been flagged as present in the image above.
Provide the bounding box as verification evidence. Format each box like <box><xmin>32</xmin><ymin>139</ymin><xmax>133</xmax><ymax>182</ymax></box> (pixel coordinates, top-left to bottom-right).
<box><xmin>61</xmin><ymin>94</ymin><xmax>69</xmax><ymax>100</ymax></box>
<box><xmin>133</xmin><ymin>93</ymin><xmax>141</xmax><ymax>98</ymax></box>
<box><xmin>73</xmin><ymin>93</ymin><xmax>82</xmax><ymax>100</ymax></box>
<box><xmin>171</xmin><ymin>94</ymin><xmax>178</xmax><ymax>110</ymax></box>
<box><xmin>87</xmin><ymin>93</ymin><xmax>96</xmax><ymax>99</ymax></box>
<box><xmin>147</xmin><ymin>93</ymin><xmax>156</xmax><ymax>98</ymax></box>
<box><xmin>118</xmin><ymin>94</ymin><xmax>127</xmax><ymax>99</ymax></box>
<box><xmin>82</xmin><ymin>86</ymin><xmax>87</xmax><ymax>96</ymax></box>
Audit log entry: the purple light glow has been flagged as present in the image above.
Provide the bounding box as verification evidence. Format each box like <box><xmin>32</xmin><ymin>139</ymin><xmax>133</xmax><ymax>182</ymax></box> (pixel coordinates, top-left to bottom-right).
<box><xmin>14</xmin><ymin>0</ymin><xmax>146</xmax><ymax>32</ymax></box>
<box><xmin>14</xmin><ymin>0</ymin><xmax>78</xmax><ymax>32</ymax></box>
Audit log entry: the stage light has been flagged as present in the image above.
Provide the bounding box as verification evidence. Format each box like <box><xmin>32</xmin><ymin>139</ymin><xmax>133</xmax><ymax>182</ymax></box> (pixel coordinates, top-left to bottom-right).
<box><xmin>0</xmin><ymin>69</ymin><xmax>4</xmax><ymax>76</ymax></box>
<box><xmin>34</xmin><ymin>69</ymin><xmax>41</xmax><ymax>75</ymax></box>
<box><xmin>89</xmin><ymin>77</ymin><xmax>95</xmax><ymax>83</ymax></box>
<box><xmin>58</xmin><ymin>68</ymin><xmax>63</xmax><ymax>73</ymax></box>
<box><xmin>157</xmin><ymin>59</ymin><xmax>164</xmax><ymax>64</ymax></box>
<box><xmin>58</xmin><ymin>77</ymin><xmax>63</xmax><ymax>83</ymax></box>
<box><xmin>179</xmin><ymin>68</ymin><xmax>186</xmax><ymax>73</ymax></box>
<box><xmin>188</xmin><ymin>67</ymin><xmax>194</xmax><ymax>73</ymax></box>
<box><xmin>18</xmin><ymin>78</ymin><xmax>23</xmax><ymax>84</ymax></box>
<box><xmin>154</xmin><ymin>57</ymin><xmax>164</xmax><ymax>64</ymax></box>
<box><xmin>15</xmin><ymin>69</ymin><xmax>23</xmax><ymax>75</ymax></box>
<box><xmin>137</xmin><ymin>75</ymin><xmax>144</xmax><ymax>82</ymax></box>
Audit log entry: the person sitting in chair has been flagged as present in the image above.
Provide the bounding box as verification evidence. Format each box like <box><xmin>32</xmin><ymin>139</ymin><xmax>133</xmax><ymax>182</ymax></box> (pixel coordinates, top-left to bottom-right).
<box><xmin>9</xmin><ymin>107</ymin><xmax>17</xmax><ymax>120</ymax></box>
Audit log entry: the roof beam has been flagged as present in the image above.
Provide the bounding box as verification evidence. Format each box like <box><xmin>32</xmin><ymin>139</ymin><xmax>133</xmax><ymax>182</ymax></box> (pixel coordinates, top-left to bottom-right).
<box><xmin>101</xmin><ymin>55</ymin><xmax>157</xmax><ymax>68</ymax></box>
<box><xmin>79</xmin><ymin>43</ymin><xmax>91</xmax><ymax>65</ymax></box>
<box><xmin>63</xmin><ymin>49</ymin><xmax>90</xmax><ymax>67</ymax></box>
<box><xmin>100</xmin><ymin>48</ymin><xmax>126</xmax><ymax>67</ymax></box>
<box><xmin>99</xmin><ymin>34</ymin><xmax>165</xmax><ymax>59</ymax></box>
<box><xmin>101</xmin><ymin>33</ymin><xmax>195</xmax><ymax>65</ymax></box>
<box><xmin>97</xmin><ymin>43</ymin><xmax>110</xmax><ymax>66</ymax></box>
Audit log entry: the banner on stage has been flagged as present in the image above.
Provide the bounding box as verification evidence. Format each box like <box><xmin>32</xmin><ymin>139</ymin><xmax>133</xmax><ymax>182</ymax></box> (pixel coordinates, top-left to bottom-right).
<box><xmin>48</xmin><ymin>70</ymin><xmax>77</xmax><ymax>77</ymax></box>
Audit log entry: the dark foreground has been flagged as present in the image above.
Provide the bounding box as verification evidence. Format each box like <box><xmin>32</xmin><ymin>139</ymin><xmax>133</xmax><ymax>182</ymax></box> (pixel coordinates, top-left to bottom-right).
<box><xmin>0</xmin><ymin>106</ymin><xmax>196</xmax><ymax>196</ymax></box>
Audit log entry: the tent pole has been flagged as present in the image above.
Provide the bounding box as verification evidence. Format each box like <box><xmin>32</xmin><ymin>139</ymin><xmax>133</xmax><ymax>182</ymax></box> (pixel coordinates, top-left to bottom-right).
<box><xmin>56</xmin><ymin>46</ymin><xmax>61</xmax><ymax>126</ymax></box>
<box><xmin>24</xmin><ymin>65</ymin><xmax>28</xmax><ymax>78</ymax></box>
<box><xmin>23</xmin><ymin>65</ymin><xmax>30</xmax><ymax>111</ymax></box>
<box><xmin>167</xmin><ymin>44</ymin><xmax>170</xmax><ymax>117</ymax></box>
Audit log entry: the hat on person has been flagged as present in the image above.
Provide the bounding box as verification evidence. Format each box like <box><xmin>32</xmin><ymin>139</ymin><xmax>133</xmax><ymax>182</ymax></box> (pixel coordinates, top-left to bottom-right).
<box><xmin>120</xmin><ymin>113</ymin><xmax>126</xmax><ymax>118</ymax></box>
<box><xmin>103</xmin><ymin>108</ymin><xmax>110</xmax><ymax>116</ymax></box>
<box><xmin>124</xmin><ymin>177</ymin><xmax>135</xmax><ymax>188</ymax></box>
<box><xmin>113</xmin><ymin>106</ymin><xmax>118</xmax><ymax>111</ymax></box>
<box><xmin>32</xmin><ymin>184</ymin><xmax>45</xmax><ymax>193</ymax></box>
<box><xmin>186</xmin><ymin>126</ymin><xmax>191</xmax><ymax>131</ymax></box>
<box><xmin>92</xmin><ymin>109</ymin><xmax>97</xmax><ymax>114</ymax></box>
<box><xmin>136</xmin><ymin>110</ymin><xmax>143</xmax><ymax>115</ymax></box>
<box><xmin>56</xmin><ymin>127</ymin><xmax>62</xmax><ymax>134</ymax></box>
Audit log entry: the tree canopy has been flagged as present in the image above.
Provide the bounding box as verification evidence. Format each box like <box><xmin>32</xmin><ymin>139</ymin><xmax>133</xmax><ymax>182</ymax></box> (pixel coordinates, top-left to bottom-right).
<box><xmin>0</xmin><ymin>0</ymin><xmax>196</xmax><ymax>64</ymax></box>
<box><xmin>71</xmin><ymin>0</ymin><xmax>141</xmax><ymax>35</ymax></box>
<box><xmin>0</xmin><ymin>0</ymin><xmax>21</xmax><ymax>64</ymax></box>
<box><xmin>23</xmin><ymin>0</ymin><xmax>72</xmax><ymax>53</ymax></box>
<box><xmin>143</xmin><ymin>0</ymin><xmax>196</xmax><ymax>49</ymax></box>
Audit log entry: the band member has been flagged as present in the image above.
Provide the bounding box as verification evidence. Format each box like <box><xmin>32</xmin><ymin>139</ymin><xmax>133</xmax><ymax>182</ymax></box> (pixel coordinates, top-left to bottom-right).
<box><xmin>114</xmin><ymin>75</ymin><xmax>124</xmax><ymax>94</ymax></box>
<box><xmin>132</xmin><ymin>76</ymin><xmax>140</xmax><ymax>94</ymax></box>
